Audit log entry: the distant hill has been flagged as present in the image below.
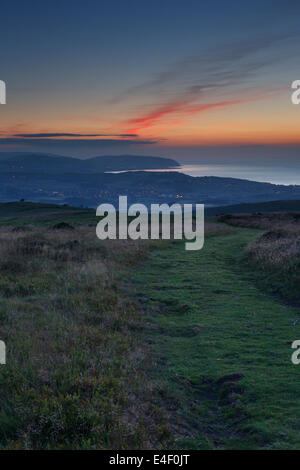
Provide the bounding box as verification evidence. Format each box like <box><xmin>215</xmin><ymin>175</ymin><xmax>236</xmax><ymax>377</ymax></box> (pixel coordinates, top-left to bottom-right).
<box><xmin>0</xmin><ymin>153</ymin><xmax>179</xmax><ymax>173</ymax></box>
<box><xmin>2</xmin><ymin>199</ymin><xmax>300</xmax><ymax>227</ymax></box>
<box><xmin>1</xmin><ymin>152</ymin><xmax>300</xmax><ymax>207</ymax></box>
<box><xmin>2</xmin><ymin>170</ymin><xmax>300</xmax><ymax>207</ymax></box>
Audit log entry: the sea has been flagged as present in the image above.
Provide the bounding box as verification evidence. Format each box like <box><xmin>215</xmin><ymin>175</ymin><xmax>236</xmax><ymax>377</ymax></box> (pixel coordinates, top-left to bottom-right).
<box><xmin>108</xmin><ymin>164</ymin><xmax>300</xmax><ymax>186</ymax></box>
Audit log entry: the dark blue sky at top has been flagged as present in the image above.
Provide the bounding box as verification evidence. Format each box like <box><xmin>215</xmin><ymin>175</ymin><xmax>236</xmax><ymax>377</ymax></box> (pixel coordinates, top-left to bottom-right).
<box><xmin>1</xmin><ymin>0</ymin><xmax>300</xmax><ymax>162</ymax></box>
<box><xmin>1</xmin><ymin>0</ymin><xmax>298</xmax><ymax>92</ymax></box>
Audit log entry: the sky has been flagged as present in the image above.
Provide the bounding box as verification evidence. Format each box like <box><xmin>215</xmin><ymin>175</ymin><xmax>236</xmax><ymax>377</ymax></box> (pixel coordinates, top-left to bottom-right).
<box><xmin>0</xmin><ymin>0</ymin><xmax>300</xmax><ymax>163</ymax></box>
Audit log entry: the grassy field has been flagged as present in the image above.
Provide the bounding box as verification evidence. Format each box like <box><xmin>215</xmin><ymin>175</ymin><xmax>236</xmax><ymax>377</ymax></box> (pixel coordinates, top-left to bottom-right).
<box><xmin>0</xmin><ymin>224</ymin><xmax>171</xmax><ymax>449</ymax></box>
<box><xmin>0</xmin><ymin>203</ymin><xmax>300</xmax><ymax>449</ymax></box>
<box><xmin>0</xmin><ymin>202</ymin><xmax>96</xmax><ymax>226</ymax></box>
<box><xmin>130</xmin><ymin>225</ymin><xmax>300</xmax><ymax>449</ymax></box>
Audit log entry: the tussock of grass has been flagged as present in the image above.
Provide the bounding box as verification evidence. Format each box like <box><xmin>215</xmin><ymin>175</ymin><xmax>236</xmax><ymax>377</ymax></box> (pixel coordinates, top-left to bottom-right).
<box><xmin>246</xmin><ymin>231</ymin><xmax>300</xmax><ymax>270</ymax></box>
<box><xmin>219</xmin><ymin>213</ymin><xmax>300</xmax><ymax>301</ymax></box>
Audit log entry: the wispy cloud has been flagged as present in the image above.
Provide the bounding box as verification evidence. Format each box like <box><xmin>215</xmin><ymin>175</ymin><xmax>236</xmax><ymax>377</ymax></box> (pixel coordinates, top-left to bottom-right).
<box><xmin>0</xmin><ymin>137</ymin><xmax>158</xmax><ymax>156</ymax></box>
<box><xmin>0</xmin><ymin>137</ymin><xmax>155</xmax><ymax>146</ymax></box>
<box><xmin>124</xmin><ymin>99</ymin><xmax>249</xmax><ymax>133</ymax></box>
<box><xmin>14</xmin><ymin>133</ymin><xmax>139</xmax><ymax>138</ymax></box>
<box><xmin>115</xmin><ymin>33</ymin><xmax>295</xmax><ymax>133</ymax></box>
<box><xmin>115</xmin><ymin>34</ymin><xmax>294</xmax><ymax>101</ymax></box>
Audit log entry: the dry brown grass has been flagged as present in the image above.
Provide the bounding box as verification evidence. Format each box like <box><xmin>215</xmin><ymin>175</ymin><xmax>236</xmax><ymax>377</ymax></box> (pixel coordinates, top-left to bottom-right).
<box><xmin>0</xmin><ymin>219</ymin><xmax>235</xmax><ymax>449</ymax></box>
<box><xmin>0</xmin><ymin>226</ymin><xmax>171</xmax><ymax>450</ymax></box>
<box><xmin>217</xmin><ymin>212</ymin><xmax>300</xmax><ymax>300</ymax></box>
<box><xmin>246</xmin><ymin>232</ymin><xmax>300</xmax><ymax>270</ymax></box>
<box><xmin>223</xmin><ymin>214</ymin><xmax>300</xmax><ymax>271</ymax></box>
<box><xmin>205</xmin><ymin>221</ymin><xmax>235</xmax><ymax>236</ymax></box>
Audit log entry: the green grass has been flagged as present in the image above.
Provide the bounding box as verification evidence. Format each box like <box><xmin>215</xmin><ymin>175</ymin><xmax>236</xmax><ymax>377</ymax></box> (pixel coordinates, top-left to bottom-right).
<box><xmin>0</xmin><ymin>227</ymin><xmax>169</xmax><ymax>449</ymax></box>
<box><xmin>1</xmin><ymin>202</ymin><xmax>300</xmax><ymax>449</ymax></box>
<box><xmin>0</xmin><ymin>202</ymin><xmax>96</xmax><ymax>226</ymax></box>
<box><xmin>220</xmin><ymin>212</ymin><xmax>300</xmax><ymax>302</ymax></box>
<box><xmin>130</xmin><ymin>228</ymin><xmax>300</xmax><ymax>449</ymax></box>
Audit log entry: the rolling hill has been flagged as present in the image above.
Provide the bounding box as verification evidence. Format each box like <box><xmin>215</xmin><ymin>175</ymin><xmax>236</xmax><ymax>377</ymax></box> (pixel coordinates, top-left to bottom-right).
<box><xmin>206</xmin><ymin>199</ymin><xmax>300</xmax><ymax>215</ymax></box>
<box><xmin>2</xmin><ymin>170</ymin><xmax>300</xmax><ymax>207</ymax></box>
<box><xmin>0</xmin><ymin>153</ymin><xmax>179</xmax><ymax>173</ymax></box>
<box><xmin>1</xmin><ymin>152</ymin><xmax>300</xmax><ymax>208</ymax></box>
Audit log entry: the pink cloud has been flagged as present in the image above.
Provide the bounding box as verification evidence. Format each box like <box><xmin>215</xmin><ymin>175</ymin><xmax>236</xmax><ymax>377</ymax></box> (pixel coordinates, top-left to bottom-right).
<box><xmin>124</xmin><ymin>98</ymin><xmax>248</xmax><ymax>133</ymax></box>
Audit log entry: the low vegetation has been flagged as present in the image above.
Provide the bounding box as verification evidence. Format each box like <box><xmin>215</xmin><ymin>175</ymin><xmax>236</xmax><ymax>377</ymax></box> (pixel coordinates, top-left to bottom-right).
<box><xmin>0</xmin><ymin>225</ymin><xmax>172</xmax><ymax>449</ymax></box>
<box><xmin>0</xmin><ymin>216</ymin><xmax>233</xmax><ymax>449</ymax></box>
<box><xmin>1</xmin><ymin>201</ymin><xmax>300</xmax><ymax>450</ymax></box>
<box><xmin>218</xmin><ymin>212</ymin><xmax>300</xmax><ymax>301</ymax></box>
<box><xmin>0</xmin><ymin>202</ymin><xmax>96</xmax><ymax>227</ymax></box>
<box><xmin>131</xmin><ymin>226</ymin><xmax>300</xmax><ymax>449</ymax></box>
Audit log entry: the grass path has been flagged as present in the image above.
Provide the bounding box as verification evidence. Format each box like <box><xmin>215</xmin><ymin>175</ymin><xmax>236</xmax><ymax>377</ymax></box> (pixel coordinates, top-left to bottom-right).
<box><xmin>131</xmin><ymin>228</ymin><xmax>300</xmax><ymax>449</ymax></box>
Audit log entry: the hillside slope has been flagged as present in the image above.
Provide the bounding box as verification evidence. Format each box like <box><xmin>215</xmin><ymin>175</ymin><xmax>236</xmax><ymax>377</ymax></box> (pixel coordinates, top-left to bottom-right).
<box><xmin>0</xmin><ymin>153</ymin><xmax>179</xmax><ymax>173</ymax></box>
<box><xmin>3</xmin><ymin>171</ymin><xmax>300</xmax><ymax>207</ymax></box>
